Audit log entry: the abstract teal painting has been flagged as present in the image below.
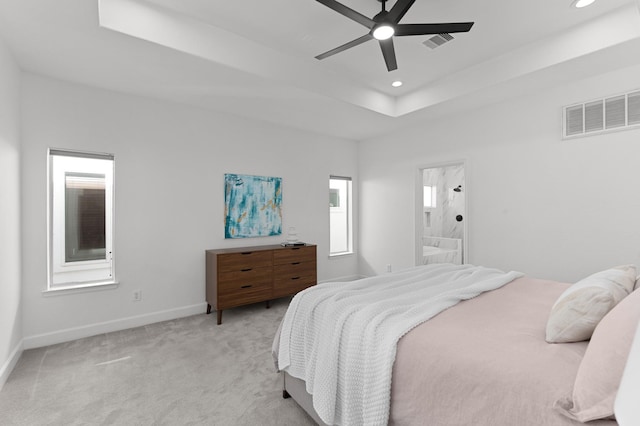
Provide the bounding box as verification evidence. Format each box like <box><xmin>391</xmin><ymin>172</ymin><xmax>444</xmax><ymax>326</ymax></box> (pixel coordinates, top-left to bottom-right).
<box><xmin>224</xmin><ymin>174</ymin><xmax>282</xmax><ymax>239</ymax></box>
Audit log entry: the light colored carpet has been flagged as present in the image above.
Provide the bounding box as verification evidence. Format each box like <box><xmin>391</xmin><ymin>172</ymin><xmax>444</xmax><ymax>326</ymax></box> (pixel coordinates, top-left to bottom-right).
<box><xmin>0</xmin><ymin>298</ymin><xmax>316</xmax><ymax>425</ymax></box>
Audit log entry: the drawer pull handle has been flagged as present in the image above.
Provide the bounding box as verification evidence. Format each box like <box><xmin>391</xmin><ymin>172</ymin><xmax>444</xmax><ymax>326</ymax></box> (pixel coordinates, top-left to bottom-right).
<box><xmin>241</xmin><ymin>285</ymin><xmax>252</xmax><ymax>289</ymax></box>
<box><xmin>291</xmin><ymin>276</ymin><xmax>301</xmax><ymax>280</ymax></box>
<box><xmin>291</xmin><ymin>262</ymin><xmax>300</xmax><ymax>265</ymax></box>
<box><xmin>241</xmin><ymin>268</ymin><xmax>252</xmax><ymax>272</ymax></box>
<box><xmin>241</xmin><ymin>252</ymin><xmax>252</xmax><ymax>255</ymax></box>
<box><xmin>291</xmin><ymin>247</ymin><xmax>300</xmax><ymax>250</ymax></box>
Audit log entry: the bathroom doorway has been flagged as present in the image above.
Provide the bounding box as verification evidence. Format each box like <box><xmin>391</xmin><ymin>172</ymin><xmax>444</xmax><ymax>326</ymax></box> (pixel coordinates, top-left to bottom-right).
<box><xmin>416</xmin><ymin>162</ymin><xmax>467</xmax><ymax>266</ymax></box>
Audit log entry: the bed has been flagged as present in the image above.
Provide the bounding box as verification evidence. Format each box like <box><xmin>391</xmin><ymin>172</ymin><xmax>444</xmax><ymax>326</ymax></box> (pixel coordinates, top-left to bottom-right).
<box><xmin>272</xmin><ymin>263</ymin><xmax>639</xmax><ymax>426</ymax></box>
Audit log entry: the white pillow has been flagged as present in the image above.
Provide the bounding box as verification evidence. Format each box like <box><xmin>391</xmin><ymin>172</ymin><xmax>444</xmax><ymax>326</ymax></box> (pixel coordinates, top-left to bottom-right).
<box><xmin>554</xmin><ymin>286</ymin><xmax>640</xmax><ymax>421</ymax></box>
<box><xmin>545</xmin><ymin>265</ymin><xmax>636</xmax><ymax>343</ymax></box>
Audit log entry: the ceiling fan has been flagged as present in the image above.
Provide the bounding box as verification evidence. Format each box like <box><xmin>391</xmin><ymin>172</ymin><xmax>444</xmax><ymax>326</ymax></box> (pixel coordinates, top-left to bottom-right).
<box><xmin>314</xmin><ymin>0</ymin><xmax>474</xmax><ymax>72</ymax></box>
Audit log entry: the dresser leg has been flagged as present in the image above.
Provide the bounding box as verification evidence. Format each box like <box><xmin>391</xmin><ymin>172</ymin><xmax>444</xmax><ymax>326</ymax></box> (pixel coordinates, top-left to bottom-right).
<box><xmin>266</xmin><ymin>300</ymin><xmax>270</xmax><ymax>309</ymax></box>
<box><xmin>217</xmin><ymin>310</ymin><xmax>222</xmax><ymax>325</ymax></box>
<box><xmin>206</xmin><ymin>304</ymin><xmax>212</xmax><ymax>314</ymax></box>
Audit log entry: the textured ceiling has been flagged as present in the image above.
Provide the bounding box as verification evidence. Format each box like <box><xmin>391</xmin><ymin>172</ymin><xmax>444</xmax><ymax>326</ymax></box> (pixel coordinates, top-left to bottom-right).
<box><xmin>1</xmin><ymin>0</ymin><xmax>639</xmax><ymax>139</ymax></box>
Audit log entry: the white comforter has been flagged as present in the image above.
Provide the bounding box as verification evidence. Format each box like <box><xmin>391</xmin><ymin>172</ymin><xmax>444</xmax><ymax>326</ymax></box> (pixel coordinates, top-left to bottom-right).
<box><xmin>276</xmin><ymin>263</ymin><xmax>523</xmax><ymax>426</ymax></box>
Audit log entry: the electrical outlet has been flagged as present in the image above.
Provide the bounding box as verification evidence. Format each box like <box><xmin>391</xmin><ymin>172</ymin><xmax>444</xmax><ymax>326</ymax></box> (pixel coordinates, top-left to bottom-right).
<box><xmin>386</xmin><ymin>264</ymin><xmax>392</xmax><ymax>273</ymax></box>
<box><xmin>133</xmin><ymin>290</ymin><xmax>142</xmax><ymax>302</ymax></box>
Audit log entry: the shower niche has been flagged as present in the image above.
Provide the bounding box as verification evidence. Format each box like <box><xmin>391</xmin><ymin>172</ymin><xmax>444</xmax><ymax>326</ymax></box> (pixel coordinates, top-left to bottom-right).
<box><xmin>417</xmin><ymin>163</ymin><xmax>466</xmax><ymax>266</ymax></box>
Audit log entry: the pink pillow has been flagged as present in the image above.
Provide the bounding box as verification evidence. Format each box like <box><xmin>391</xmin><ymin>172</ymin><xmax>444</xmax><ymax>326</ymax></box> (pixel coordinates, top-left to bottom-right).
<box><xmin>555</xmin><ymin>288</ymin><xmax>640</xmax><ymax>422</ymax></box>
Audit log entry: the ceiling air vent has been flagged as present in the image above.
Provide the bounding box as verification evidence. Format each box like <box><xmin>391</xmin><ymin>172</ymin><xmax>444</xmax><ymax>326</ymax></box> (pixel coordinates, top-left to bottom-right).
<box><xmin>423</xmin><ymin>33</ymin><xmax>454</xmax><ymax>50</ymax></box>
<box><xmin>605</xmin><ymin>95</ymin><xmax>625</xmax><ymax>129</ymax></box>
<box><xmin>563</xmin><ymin>89</ymin><xmax>640</xmax><ymax>139</ymax></box>
<box><xmin>627</xmin><ymin>91</ymin><xmax>640</xmax><ymax>125</ymax></box>
<box><xmin>584</xmin><ymin>101</ymin><xmax>603</xmax><ymax>133</ymax></box>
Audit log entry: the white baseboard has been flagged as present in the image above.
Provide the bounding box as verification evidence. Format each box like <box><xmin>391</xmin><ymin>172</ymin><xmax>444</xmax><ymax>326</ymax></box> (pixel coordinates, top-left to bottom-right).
<box><xmin>319</xmin><ymin>274</ymin><xmax>365</xmax><ymax>283</ymax></box>
<box><xmin>0</xmin><ymin>340</ymin><xmax>24</xmax><ymax>391</ymax></box>
<box><xmin>23</xmin><ymin>303</ymin><xmax>207</xmax><ymax>350</ymax></box>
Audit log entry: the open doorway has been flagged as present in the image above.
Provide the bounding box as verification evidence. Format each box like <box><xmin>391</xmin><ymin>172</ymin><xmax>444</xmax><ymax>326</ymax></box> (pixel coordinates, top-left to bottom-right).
<box><xmin>416</xmin><ymin>162</ymin><xmax>466</xmax><ymax>266</ymax></box>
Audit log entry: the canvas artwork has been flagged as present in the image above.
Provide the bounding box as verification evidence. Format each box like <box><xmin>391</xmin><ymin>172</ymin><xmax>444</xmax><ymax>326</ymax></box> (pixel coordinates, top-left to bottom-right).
<box><xmin>224</xmin><ymin>173</ymin><xmax>282</xmax><ymax>239</ymax></box>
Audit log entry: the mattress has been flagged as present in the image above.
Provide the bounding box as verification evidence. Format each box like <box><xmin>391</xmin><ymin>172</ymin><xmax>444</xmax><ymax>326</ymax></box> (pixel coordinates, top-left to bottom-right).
<box><xmin>390</xmin><ymin>276</ymin><xmax>615</xmax><ymax>425</ymax></box>
<box><xmin>275</xmin><ymin>275</ymin><xmax>618</xmax><ymax>426</ymax></box>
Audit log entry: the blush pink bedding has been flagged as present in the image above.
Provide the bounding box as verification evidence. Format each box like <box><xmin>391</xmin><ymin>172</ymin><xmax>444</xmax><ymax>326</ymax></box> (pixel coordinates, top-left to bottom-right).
<box><xmin>390</xmin><ymin>276</ymin><xmax>617</xmax><ymax>425</ymax></box>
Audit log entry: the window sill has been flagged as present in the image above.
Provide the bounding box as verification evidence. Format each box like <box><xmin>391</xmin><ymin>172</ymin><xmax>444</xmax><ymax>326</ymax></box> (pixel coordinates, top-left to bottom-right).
<box><xmin>329</xmin><ymin>252</ymin><xmax>355</xmax><ymax>259</ymax></box>
<box><xmin>43</xmin><ymin>281</ymin><xmax>119</xmax><ymax>297</ymax></box>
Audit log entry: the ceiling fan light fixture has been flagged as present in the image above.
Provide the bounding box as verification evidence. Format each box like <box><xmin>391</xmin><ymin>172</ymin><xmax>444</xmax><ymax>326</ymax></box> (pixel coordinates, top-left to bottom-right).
<box><xmin>572</xmin><ymin>0</ymin><xmax>596</xmax><ymax>8</ymax></box>
<box><xmin>373</xmin><ymin>24</ymin><xmax>394</xmax><ymax>40</ymax></box>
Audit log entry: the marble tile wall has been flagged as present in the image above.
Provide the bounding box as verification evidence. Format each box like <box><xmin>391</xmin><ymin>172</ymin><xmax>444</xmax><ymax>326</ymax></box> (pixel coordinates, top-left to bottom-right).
<box><xmin>422</xmin><ymin>164</ymin><xmax>465</xmax><ymax>259</ymax></box>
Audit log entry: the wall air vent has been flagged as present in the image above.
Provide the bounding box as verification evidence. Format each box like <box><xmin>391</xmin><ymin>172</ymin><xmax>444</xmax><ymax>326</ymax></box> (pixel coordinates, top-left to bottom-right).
<box><xmin>563</xmin><ymin>89</ymin><xmax>640</xmax><ymax>139</ymax></box>
<box><xmin>423</xmin><ymin>33</ymin><xmax>454</xmax><ymax>50</ymax></box>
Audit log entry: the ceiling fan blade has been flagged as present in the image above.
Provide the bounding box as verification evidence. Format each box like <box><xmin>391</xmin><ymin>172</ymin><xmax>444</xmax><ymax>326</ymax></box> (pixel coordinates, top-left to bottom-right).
<box><xmin>379</xmin><ymin>38</ymin><xmax>397</xmax><ymax>72</ymax></box>
<box><xmin>315</xmin><ymin>34</ymin><xmax>373</xmax><ymax>60</ymax></box>
<box><xmin>386</xmin><ymin>0</ymin><xmax>417</xmax><ymax>24</ymax></box>
<box><xmin>395</xmin><ymin>22</ymin><xmax>474</xmax><ymax>36</ymax></box>
<box><xmin>315</xmin><ymin>0</ymin><xmax>375</xmax><ymax>29</ymax></box>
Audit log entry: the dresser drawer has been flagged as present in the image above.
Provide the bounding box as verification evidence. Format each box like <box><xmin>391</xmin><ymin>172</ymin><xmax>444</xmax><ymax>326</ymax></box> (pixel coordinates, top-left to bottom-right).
<box><xmin>218</xmin><ymin>250</ymin><xmax>272</xmax><ymax>272</ymax></box>
<box><xmin>218</xmin><ymin>283</ymin><xmax>272</xmax><ymax>309</ymax></box>
<box><xmin>274</xmin><ymin>262</ymin><xmax>316</xmax><ymax>278</ymax></box>
<box><xmin>218</xmin><ymin>267</ymin><xmax>272</xmax><ymax>291</ymax></box>
<box><xmin>273</xmin><ymin>274</ymin><xmax>316</xmax><ymax>298</ymax></box>
<box><xmin>273</xmin><ymin>246</ymin><xmax>316</xmax><ymax>265</ymax></box>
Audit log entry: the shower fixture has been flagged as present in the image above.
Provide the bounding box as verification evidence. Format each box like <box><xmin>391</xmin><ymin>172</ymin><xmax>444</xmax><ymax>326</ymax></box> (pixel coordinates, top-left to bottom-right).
<box><xmin>453</xmin><ymin>185</ymin><xmax>462</xmax><ymax>192</ymax></box>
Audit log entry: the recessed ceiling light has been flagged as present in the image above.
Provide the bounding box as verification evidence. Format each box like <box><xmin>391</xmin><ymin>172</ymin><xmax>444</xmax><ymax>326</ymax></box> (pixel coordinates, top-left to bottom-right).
<box><xmin>391</xmin><ymin>81</ymin><xmax>403</xmax><ymax>88</ymax></box>
<box><xmin>572</xmin><ymin>0</ymin><xmax>596</xmax><ymax>8</ymax></box>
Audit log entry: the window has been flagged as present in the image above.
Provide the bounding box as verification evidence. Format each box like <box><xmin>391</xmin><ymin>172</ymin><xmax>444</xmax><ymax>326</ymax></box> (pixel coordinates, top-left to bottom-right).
<box><xmin>423</xmin><ymin>185</ymin><xmax>436</xmax><ymax>208</ymax></box>
<box><xmin>48</xmin><ymin>149</ymin><xmax>115</xmax><ymax>289</ymax></box>
<box><xmin>329</xmin><ymin>176</ymin><xmax>353</xmax><ymax>256</ymax></box>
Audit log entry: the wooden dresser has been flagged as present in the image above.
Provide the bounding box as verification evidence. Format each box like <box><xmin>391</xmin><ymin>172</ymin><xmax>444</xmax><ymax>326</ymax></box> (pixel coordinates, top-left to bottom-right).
<box><xmin>205</xmin><ymin>244</ymin><xmax>317</xmax><ymax>324</ymax></box>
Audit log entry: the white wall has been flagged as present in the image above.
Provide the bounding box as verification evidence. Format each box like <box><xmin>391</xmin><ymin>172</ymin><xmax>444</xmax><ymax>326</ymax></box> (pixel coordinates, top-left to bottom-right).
<box><xmin>0</xmin><ymin>38</ymin><xmax>22</xmax><ymax>388</ymax></box>
<box><xmin>359</xmin><ymin>62</ymin><xmax>640</xmax><ymax>282</ymax></box>
<box><xmin>20</xmin><ymin>73</ymin><xmax>358</xmax><ymax>348</ymax></box>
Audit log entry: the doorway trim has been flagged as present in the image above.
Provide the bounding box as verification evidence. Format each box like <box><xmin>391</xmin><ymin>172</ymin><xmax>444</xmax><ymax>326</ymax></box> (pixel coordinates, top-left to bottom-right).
<box><xmin>415</xmin><ymin>160</ymin><xmax>469</xmax><ymax>267</ymax></box>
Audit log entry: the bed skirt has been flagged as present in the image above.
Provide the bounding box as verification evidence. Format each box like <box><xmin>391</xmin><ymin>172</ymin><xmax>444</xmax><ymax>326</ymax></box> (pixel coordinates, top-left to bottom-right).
<box><xmin>283</xmin><ymin>372</ymin><xmax>328</xmax><ymax>426</ymax></box>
